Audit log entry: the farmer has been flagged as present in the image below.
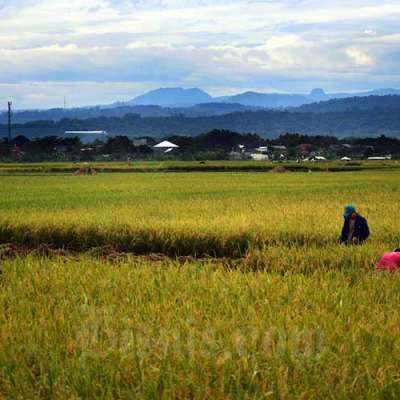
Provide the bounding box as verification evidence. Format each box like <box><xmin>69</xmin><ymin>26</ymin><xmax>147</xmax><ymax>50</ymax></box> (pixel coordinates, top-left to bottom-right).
<box><xmin>339</xmin><ymin>204</ymin><xmax>370</xmax><ymax>245</ymax></box>
<box><xmin>376</xmin><ymin>249</ymin><xmax>400</xmax><ymax>273</ymax></box>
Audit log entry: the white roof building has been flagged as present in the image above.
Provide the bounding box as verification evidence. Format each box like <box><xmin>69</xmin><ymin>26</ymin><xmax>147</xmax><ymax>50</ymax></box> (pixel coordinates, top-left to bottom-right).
<box><xmin>154</xmin><ymin>140</ymin><xmax>179</xmax><ymax>149</ymax></box>
<box><xmin>305</xmin><ymin>155</ymin><xmax>327</xmax><ymax>162</ymax></box>
<box><xmin>65</xmin><ymin>130</ymin><xmax>108</xmax><ymax>144</ymax></box>
<box><xmin>153</xmin><ymin>140</ymin><xmax>179</xmax><ymax>154</ymax></box>
<box><xmin>250</xmin><ymin>153</ymin><xmax>269</xmax><ymax>161</ymax></box>
<box><xmin>367</xmin><ymin>156</ymin><xmax>392</xmax><ymax>160</ymax></box>
<box><xmin>65</xmin><ymin>130</ymin><xmax>108</xmax><ymax>136</ymax></box>
<box><xmin>255</xmin><ymin>146</ymin><xmax>269</xmax><ymax>153</ymax></box>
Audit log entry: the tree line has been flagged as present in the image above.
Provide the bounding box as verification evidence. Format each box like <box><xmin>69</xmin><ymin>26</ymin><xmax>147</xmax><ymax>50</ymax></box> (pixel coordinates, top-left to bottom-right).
<box><xmin>2</xmin><ymin>130</ymin><xmax>400</xmax><ymax>161</ymax></box>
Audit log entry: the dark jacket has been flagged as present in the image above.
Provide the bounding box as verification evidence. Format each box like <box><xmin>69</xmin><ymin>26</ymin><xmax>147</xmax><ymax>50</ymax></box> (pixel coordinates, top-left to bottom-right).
<box><xmin>340</xmin><ymin>214</ymin><xmax>370</xmax><ymax>244</ymax></box>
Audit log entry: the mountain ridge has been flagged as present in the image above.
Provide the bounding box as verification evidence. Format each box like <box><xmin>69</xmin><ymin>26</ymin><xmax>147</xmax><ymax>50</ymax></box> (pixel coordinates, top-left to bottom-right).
<box><xmin>123</xmin><ymin>87</ymin><xmax>400</xmax><ymax>108</ymax></box>
<box><xmin>292</xmin><ymin>95</ymin><xmax>400</xmax><ymax>113</ymax></box>
<box><xmin>2</xmin><ymin>105</ymin><xmax>400</xmax><ymax>139</ymax></box>
<box><xmin>3</xmin><ymin>92</ymin><xmax>400</xmax><ymax>124</ymax></box>
<box><xmin>127</xmin><ymin>87</ymin><xmax>212</xmax><ymax>107</ymax></box>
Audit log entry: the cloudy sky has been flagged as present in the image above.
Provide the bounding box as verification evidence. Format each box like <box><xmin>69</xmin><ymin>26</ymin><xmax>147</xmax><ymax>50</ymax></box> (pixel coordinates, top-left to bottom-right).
<box><xmin>0</xmin><ymin>0</ymin><xmax>400</xmax><ymax>108</ymax></box>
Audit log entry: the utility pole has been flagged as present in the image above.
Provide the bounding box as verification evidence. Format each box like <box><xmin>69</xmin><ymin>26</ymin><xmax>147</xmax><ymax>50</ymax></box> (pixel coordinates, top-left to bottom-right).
<box><xmin>7</xmin><ymin>101</ymin><xmax>12</xmax><ymax>143</ymax></box>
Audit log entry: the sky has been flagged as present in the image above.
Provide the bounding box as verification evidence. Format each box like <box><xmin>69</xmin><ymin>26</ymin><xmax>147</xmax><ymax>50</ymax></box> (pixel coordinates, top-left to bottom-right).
<box><xmin>0</xmin><ymin>0</ymin><xmax>400</xmax><ymax>109</ymax></box>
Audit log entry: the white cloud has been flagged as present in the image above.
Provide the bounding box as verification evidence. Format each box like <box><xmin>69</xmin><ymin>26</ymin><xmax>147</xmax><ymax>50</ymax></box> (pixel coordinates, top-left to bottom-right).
<box><xmin>126</xmin><ymin>41</ymin><xmax>172</xmax><ymax>49</ymax></box>
<box><xmin>0</xmin><ymin>81</ymin><xmax>154</xmax><ymax>109</ymax></box>
<box><xmin>345</xmin><ymin>48</ymin><xmax>373</xmax><ymax>67</ymax></box>
<box><xmin>0</xmin><ymin>0</ymin><xmax>399</xmax><ymax>107</ymax></box>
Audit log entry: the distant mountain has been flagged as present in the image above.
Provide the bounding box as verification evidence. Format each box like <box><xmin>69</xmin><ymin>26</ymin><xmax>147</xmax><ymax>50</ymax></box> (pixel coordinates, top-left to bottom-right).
<box><xmin>308</xmin><ymin>88</ymin><xmax>328</xmax><ymax>101</ymax></box>
<box><xmin>0</xmin><ymin>105</ymin><xmax>171</xmax><ymax>124</ymax></box>
<box><xmin>172</xmin><ymin>102</ymin><xmax>259</xmax><ymax>117</ymax></box>
<box><xmin>216</xmin><ymin>91</ymin><xmax>311</xmax><ymax>108</ymax></box>
<box><xmin>293</xmin><ymin>95</ymin><xmax>400</xmax><ymax>113</ymax></box>
<box><xmin>218</xmin><ymin>88</ymin><xmax>400</xmax><ymax>107</ymax></box>
<box><xmin>3</xmin><ymin>107</ymin><xmax>400</xmax><ymax>139</ymax></box>
<box><xmin>4</xmin><ymin>87</ymin><xmax>400</xmax><ymax>124</ymax></box>
<box><xmin>128</xmin><ymin>87</ymin><xmax>212</xmax><ymax>106</ymax></box>
<box><xmin>345</xmin><ymin>88</ymin><xmax>400</xmax><ymax>97</ymax></box>
<box><xmin>0</xmin><ymin>102</ymin><xmax>259</xmax><ymax>124</ymax></box>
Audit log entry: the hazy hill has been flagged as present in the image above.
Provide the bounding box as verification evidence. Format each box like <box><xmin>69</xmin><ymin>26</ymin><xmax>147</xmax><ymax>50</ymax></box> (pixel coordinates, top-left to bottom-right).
<box><xmin>293</xmin><ymin>95</ymin><xmax>400</xmax><ymax>113</ymax></box>
<box><xmin>217</xmin><ymin>88</ymin><xmax>400</xmax><ymax>107</ymax></box>
<box><xmin>0</xmin><ymin>105</ymin><xmax>170</xmax><ymax>124</ymax></box>
<box><xmin>172</xmin><ymin>103</ymin><xmax>258</xmax><ymax>116</ymax></box>
<box><xmin>125</xmin><ymin>87</ymin><xmax>400</xmax><ymax>108</ymax></box>
<box><xmin>216</xmin><ymin>91</ymin><xmax>311</xmax><ymax>108</ymax></box>
<box><xmin>0</xmin><ymin>103</ymin><xmax>258</xmax><ymax>124</ymax></box>
<box><xmin>2</xmin><ymin>107</ymin><xmax>400</xmax><ymax>139</ymax></box>
<box><xmin>340</xmin><ymin>88</ymin><xmax>400</xmax><ymax>97</ymax></box>
<box><xmin>128</xmin><ymin>87</ymin><xmax>212</xmax><ymax>106</ymax></box>
<box><xmin>3</xmin><ymin>88</ymin><xmax>400</xmax><ymax>125</ymax></box>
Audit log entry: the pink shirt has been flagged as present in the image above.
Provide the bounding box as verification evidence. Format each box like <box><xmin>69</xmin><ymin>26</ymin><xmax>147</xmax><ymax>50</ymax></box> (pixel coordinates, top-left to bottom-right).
<box><xmin>376</xmin><ymin>252</ymin><xmax>400</xmax><ymax>272</ymax></box>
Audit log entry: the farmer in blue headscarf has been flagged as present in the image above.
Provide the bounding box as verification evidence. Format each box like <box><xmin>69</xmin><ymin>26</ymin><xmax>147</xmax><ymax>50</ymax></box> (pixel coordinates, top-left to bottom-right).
<box><xmin>340</xmin><ymin>204</ymin><xmax>370</xmax><ymax>245</ymax></box>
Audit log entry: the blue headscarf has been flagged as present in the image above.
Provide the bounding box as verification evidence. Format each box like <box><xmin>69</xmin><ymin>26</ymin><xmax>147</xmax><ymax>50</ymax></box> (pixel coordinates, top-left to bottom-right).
<box><xmin>343</xmin><ymin>204</ymin><xmax>356</xmax><ymax>219</ymax></box>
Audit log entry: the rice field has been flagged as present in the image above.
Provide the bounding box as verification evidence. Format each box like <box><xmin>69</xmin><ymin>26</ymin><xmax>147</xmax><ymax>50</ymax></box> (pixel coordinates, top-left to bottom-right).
<box><xmin>0</xmin><ymin>170</ymin><xmax>399</xmax><ymax>257</ymax></box>
<box><xmin>1</xmin><ymin>169</ymin><xmax>400</xmax><ymax>398</ymax></box>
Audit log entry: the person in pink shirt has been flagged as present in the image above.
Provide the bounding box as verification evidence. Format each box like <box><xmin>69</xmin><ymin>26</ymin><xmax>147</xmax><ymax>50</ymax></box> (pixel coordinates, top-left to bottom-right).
<box><xmin>376</xmin><ymin>249</ymin><xmax>400</xmax><ymax>272</ymax></box>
